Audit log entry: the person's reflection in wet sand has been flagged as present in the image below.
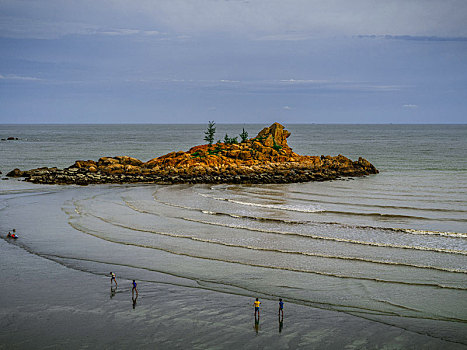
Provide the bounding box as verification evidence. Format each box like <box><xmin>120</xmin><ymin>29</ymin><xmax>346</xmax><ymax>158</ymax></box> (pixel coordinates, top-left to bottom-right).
<box><xmin>278</xmin><ymin>314</ymin><xmax>284</xmax><ymax>333</ymax></box>
<box><xmin>132</xmin><ymin>293</ymin><xmax>138</xmax><ymax>309</ymax></box>
<box><xmin>254</xmin><ymin>314</ymin><xmax>260</xmax><ymax>335</ymax></box>
<box><xmin>110</xmin><ymin>286</ymin><xmax>117</xmax><ymax>299</ymax></box>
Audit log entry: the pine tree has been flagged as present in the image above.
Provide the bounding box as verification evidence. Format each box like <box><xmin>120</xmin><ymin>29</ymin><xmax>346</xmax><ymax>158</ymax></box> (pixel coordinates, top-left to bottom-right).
<box><xmin>240</xmin><ymin>128</ymin><xmax>248</xmax><ymax>142</ymax></box>
<box><xmin>204</xmin><ymin>121</ymin><xmax>216</xmax><ymax>147</ymax></box>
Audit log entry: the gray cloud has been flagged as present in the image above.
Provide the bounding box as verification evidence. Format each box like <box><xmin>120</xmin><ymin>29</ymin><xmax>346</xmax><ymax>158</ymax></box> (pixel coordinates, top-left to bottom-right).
<box><xmin>0</xmin><ymin>14</ymin><xmax>166</xmax><ymax>39</ymax></box>
<box><xmin>358</xmin><ymin>35</ymin><xmax>467</xmax><ymax>42</ymax></box>
<box><xmin>1</xmin><ymin>0</ymin><xmax>467</xmax><ymax>39</ymax></box>
<box><xmin>1</xmin><ymin>0</ymin><xmax>466</xmax><ymax>124</ymax></box>
<box><xmin>139</xmin><ymin>0</ymin><xmax>467</xmax><ymax>37</ymax></box>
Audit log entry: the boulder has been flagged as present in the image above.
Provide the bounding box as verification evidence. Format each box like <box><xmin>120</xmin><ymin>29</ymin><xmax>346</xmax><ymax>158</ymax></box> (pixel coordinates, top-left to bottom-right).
<box><xmin>100</xmin><ymin>163</ymin><xmax>124</xmax><ymax>174</ymax></box>
<box><xmin>114</xmin><ymin>156</ymin><xmax>143</xmax><ymax>166</ymax></box>
<box><xmin>227</xmin><ymin>150</ymin><xmax>241</xmax><ymax>158</ymax></box>
<box><xmin>238</xmin><ymin>151</ymin><xmax>252</xmax><ymax>160</ymax></box>
<box><xmin>256</xmin><ymin>122</ymin><xmax>291</xmax><ymax>148</ymax></box>
<box><xmin>72</xmin><ymin>160</ymin><xmax>96</xmax><ymax>169</ymax></box>
<box><xmin>124</xmin><ymin>165</ymin><xmax>141</xmax><ymax>174</ymax></box>
<box><xmin>98</xmin><ymin>157</ymin><xmax>119</xmax><ymax>166</ymax></box>
<box><xmin>7</xmin><ymin>168</ymin><xmax>24</xmax><ymax>177</ymax></box>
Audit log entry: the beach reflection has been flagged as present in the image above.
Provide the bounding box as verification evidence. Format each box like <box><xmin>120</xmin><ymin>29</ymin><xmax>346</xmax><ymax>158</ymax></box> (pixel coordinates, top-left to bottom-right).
<box><xmin>110</xmin><ymin>286</ymin><xmax>116</xmax><ymax>299</ymax></box>
<box><xmin>254</xmin><ymin>316</ymin><xmax>260</xmax><ymax>335</ymax></box>
<box><xmin>278</xmin><ymin>315</ymin><xmax>284</xmax><ymax>333</ymax></box>
<box><xmin>132</xmin><ymin>295</ymin><xmax>138</xmax><ymax>309</ymax></box>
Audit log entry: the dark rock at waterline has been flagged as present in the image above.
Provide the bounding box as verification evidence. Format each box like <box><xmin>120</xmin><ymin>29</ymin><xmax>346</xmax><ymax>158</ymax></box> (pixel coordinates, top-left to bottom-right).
<box><xmin>7</xmin><ymin>168</ymin><xmax>24</xmax><ymax>177</ymax></box>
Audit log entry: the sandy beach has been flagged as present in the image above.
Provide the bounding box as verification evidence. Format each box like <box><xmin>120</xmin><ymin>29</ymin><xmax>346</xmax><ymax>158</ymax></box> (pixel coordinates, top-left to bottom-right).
<box><xmin>1</xmin><ymin>236</ymin><xmax>464</xmax><ymax>349</ymax></box>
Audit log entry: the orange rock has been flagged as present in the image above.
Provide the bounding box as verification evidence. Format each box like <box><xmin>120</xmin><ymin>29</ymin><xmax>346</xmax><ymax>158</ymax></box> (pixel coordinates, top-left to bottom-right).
<box><xmin>98</xmin><ymin>157</ymin><xmax>119</xmax><ymax>166</ymax></box>
<box><xmin>143</xmin><ymin>159</ymin><xmax>158</xmax><ymax>168</ymax></box>
<box><xmin>141</xmin><ymin>168</ymin><xmax>155</xmax><ymax>174</ymax></box>
<box><xmin>256</xmin><ymin>122</ymin><xmax>291</xmax><ymax>148</ymax></box>
<box><xmin>124</xmin><ymin>165</ymin><xmax>141</xmax><ymax>174</ymax></box>
<box><xmin>73</xmin><ymin>160</ymin><xmax>96</xmax><ymax>169</ymax></box>
<box><xmin>100</xmin><ymin>163</ymin><xmax>124</xmax><ymax>174</ymax></box>
<box><xmin>251</xmin><ymin>141</ymin><xmax>263</xmax><ymax>150</ymax></box>
<box><xmin>115</xmin><ymin>156</ymin><xmax>143</xmax><ymax>166</ymax></box>
<box><xmin>238</xmin><ymin>150</ymin><xmax>251</xmax><ymax>160</ymax></box>
<box><xmin>263</xmin><ymin>134</ymin><xmax>274</xmax><ymax>147</ymax></box>
<box><xmin>227</xmin><ymin>150</ymin><xmax>240</xmax><ymax>158</ymax></box>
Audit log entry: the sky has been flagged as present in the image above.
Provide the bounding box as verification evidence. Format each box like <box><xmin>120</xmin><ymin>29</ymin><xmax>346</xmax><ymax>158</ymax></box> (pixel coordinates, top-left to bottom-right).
<box><xmin>1</xmin><ymin>0</ymin><xmax>466</xmax><ymax>124</ymax></box>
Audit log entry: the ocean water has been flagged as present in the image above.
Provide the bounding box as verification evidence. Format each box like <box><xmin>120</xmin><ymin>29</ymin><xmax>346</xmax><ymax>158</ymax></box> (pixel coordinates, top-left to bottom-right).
<box><xmin>1</xmin><ymin>124</ymin><xmax>466</xmax><ymax>346</ymax></box>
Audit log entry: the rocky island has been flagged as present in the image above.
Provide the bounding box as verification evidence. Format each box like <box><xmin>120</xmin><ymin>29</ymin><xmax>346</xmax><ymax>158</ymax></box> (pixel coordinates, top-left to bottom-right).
<box><xmin>7</xmin><ymin>123</ymin><xmax>378</xmax><ymax>185</ymax></box>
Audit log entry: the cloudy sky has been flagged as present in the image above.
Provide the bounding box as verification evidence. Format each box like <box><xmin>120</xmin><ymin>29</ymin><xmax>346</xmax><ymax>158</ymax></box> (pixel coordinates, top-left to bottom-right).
<box><xmin>1</xmin><ymin>0</ymin><xmax>466</xmax><ymax>123</ymax></box>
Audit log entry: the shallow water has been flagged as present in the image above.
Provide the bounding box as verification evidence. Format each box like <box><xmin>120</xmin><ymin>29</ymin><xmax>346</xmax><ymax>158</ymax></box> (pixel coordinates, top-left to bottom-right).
<box><xmin>1</xmin><ymin>124</ymin><xmax>466</xmax><ymax>346</ymax></box>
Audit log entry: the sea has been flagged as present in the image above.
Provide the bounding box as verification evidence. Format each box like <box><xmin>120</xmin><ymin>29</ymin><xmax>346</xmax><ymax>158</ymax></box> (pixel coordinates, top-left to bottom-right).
<box><xmin>0</xmin><ymin>124</ymin><xmax>466</xmax><ymax>348</ymax></box>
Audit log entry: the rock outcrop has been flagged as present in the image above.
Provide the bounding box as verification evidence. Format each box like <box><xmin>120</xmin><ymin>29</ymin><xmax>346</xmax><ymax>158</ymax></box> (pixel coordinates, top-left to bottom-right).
<box><xmin>1</xmin><ymin>137</ymin><xmax>19</xmax><ymax>141</ymax></box>
<box><xmin>7</xmin><ymin>123</ymin><xmax>378</xmax><ymax>185</ymax></box>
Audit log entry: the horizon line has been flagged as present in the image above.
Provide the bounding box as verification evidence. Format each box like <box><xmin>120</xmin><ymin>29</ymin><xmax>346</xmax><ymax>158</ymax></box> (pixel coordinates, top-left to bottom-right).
<box><xmin>1</xmin><ymin>122</ymin><xmax>466</xmax><ymax>126</ymax></box>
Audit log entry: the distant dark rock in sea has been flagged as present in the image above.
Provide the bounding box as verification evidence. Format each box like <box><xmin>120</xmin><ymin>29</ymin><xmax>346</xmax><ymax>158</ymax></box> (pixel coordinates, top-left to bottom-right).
<box><xmin>3</xmin><ymin>137</ymin><xmax>19</xmax><ymax>141</ymax></box>
<box><xmin>7</xmin><ymin>122</ymin><xmax>378</xmax><ymax>185</ymax></box>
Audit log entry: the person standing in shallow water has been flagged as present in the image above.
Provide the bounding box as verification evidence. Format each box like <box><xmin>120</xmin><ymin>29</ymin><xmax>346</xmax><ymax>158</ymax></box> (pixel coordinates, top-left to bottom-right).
<box><xmin>254</xmin><ymin>298</ymin><xmax>261</xmax><ymax>318</ymax></box>
<box><xmin>131</xmin><ymin>280</ymin><xmax>138</xmax><ymax>309</ymax></box>
<box><xmin>278</xmin><ymin>298</ymin><xmax>284</xmax><ymax>317</ymax></box>
<box><xmin>278</xmin><ymin>298</ymin><xmax>284</xmax><ymax>333</ymax></box>
<box><xmin>110</xmin><ymin>272</ymin><xmax>117</xmax><ymax>287</ymax></box>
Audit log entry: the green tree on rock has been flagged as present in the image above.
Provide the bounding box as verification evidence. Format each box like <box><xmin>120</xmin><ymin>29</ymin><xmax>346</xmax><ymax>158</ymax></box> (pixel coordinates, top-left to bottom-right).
<box><xmin>204</xmin><ymin>121</ymin><xmax>216</xmax><ymax>147</ymax></box>
<box><xmin>240</xmin><ymin>128</ymin><xmax>248</xmax><ymax>143</ymax></box>
<box><xmin>223</xmin><ymin>134</ymin><xmax>238</xmax><ymax>144</ymax></box>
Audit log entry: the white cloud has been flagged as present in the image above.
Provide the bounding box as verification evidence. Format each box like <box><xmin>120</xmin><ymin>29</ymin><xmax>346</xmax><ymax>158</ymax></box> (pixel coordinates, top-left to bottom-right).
<box><xmin>403</xmin><ymin>104</ymin><xmax>418</xmax><ymax>108</ymax></box>
<box><xmin>256</xmin><ymin>33</ymin><xmax>315</xmax><ymax>41</ymax></box>
<box><xmin>283</xmin><ymin>106</ymin><xmax>292</xmax><ymax>110</ymax></box>
<box><xmin>0</xmin><ymin>74</ymin><xmax>41</xmax><ymax>81</ymax></box>
<box><xmin>144</xmin><ymin>30</ymin><xmax>161</xmax><ymax>36</ymax></box>
<box><xmin>280</xmin><ymin>79</ymin><xmax>329</xmax><ymax>84</ymax></box>
<box><xmin>140</xmin><ymin>78</ymin><xmax>405</xmax><ymax>94</ymax></box>
<box><xmin>95</xmin><ymin>29</ymin><xmax>164</xmax><ymax>37</ymax></box>
<box><xmin>97</xmin><ymin>29</ymin><xmax>140</xmax><ymax>36</ymax></box>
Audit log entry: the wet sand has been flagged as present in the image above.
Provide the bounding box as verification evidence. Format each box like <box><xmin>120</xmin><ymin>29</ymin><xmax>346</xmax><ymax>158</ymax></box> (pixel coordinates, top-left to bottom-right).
<box><xmin>1</xmin><ymin>238</ymin><xmax>465</xmax><ymax>349</ymax></box>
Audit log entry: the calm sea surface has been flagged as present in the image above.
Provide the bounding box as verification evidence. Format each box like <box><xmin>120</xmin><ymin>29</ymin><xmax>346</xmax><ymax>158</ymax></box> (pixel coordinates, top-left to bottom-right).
<box><xmin>1</xmin><ymin>124</ymin><xmax>466</xmax><ymax>345</ymax></box>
